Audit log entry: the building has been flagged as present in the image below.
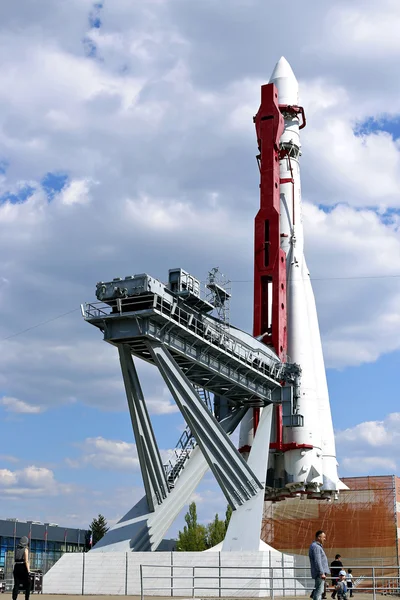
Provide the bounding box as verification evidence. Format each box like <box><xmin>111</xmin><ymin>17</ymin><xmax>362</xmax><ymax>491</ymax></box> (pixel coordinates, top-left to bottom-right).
<box><xmin>0</xmin><ymin>518</ymin><xmax>88</xmax><ymax>574</ymax></box>
<box><xmin>262</xmin><ymin>475</ymin><xmax>400</xmax><ymax>566</ymax></box>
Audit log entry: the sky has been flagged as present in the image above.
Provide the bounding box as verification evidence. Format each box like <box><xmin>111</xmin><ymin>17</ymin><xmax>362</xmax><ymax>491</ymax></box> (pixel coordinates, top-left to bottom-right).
<box><xmin>1</xmin><ymin>0</ymin><xmax>400</xmax><ymax>536</ymax></box>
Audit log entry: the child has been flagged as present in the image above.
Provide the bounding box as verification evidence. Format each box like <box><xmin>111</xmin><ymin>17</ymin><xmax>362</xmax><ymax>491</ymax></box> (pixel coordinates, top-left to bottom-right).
<box><xmin>346</xmin><ymin>569</ymin><xmax>354</xmax><ymax>598</ymax></box>
<box><xmin>335</xmin><ymin>571</ymin><xmax>348</xmax><ymax>600</ymax></box>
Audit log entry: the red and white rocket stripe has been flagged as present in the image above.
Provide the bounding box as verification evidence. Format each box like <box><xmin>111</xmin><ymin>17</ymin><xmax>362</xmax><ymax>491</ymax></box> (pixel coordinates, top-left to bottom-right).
<box><xmin>239</xmin><ymin>57</ymin><xmax>345</xmax><ymax>499</ymax></box>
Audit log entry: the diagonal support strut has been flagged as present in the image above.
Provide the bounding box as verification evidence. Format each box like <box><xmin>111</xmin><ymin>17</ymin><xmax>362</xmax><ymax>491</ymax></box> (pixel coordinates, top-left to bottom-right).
<box><xmin>223</xmin><ymin>403</ymin><xmax>274</xmax><ymax>550</ymax></box>
<box><xmin>147</xmin><ymin>341</ymin><xmax>264</xmax><ymax>509</ymax></box>
<box><xmin>118</xmin><ymin>344</ymin><xmax>169</xmax><ymax>512</ymax></box>
<box><xmin>91</xmin><ymin>389</ymin><xmax>248</xmax><ymax>552</ymax></box>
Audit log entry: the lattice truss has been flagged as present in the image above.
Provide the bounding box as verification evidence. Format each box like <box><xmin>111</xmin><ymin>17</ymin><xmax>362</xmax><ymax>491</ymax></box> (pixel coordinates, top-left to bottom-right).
<box><xmin>262</xmin><ymin>476</ymin><xmax>399</xmax><ymax>567</ymax></box>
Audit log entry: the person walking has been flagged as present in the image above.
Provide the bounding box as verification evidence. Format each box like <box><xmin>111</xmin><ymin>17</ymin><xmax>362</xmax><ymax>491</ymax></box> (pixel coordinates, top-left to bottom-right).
<box><xmin>335</xmin><ymin>570</ymin><xmax>348</xmax><ymax>600</ymax></box>
<box><xmin>310</xmin><ymin>580</ymin><xmax>328</xmax><ymax>599</ymax></box>
<box><xmin>331</xmin><ymin>554</ymin><xmax>343</xmax><ymax>599</ymax></box>
<box><xmin>309</xmin><ymin>530</ymin><xmax>329</xmax><ymax>600</ymax></box>
<box><xmin>12</xmin><ymin>536</ymin><xmax>31</xmax><ymax>600</ymax></box>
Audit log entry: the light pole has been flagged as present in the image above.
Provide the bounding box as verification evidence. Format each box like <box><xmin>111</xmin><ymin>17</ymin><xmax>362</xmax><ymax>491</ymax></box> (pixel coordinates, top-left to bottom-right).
<box><xmin>12</xmin><ymin>519</ymin><xmax>17</xmax><ymax>555</ymax></box>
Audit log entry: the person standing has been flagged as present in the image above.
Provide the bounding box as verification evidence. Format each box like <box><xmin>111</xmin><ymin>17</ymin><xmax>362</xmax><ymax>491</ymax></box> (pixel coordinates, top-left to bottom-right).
<box><xmin>12</xmin><ymin>536</ymin><xmax>31</xmax><ymax>600</ymax></box>
<box><xmin>309</xmin><ymin>530</ymin><xmax>329</xmax><ymax>600</ymax></box>
<box><xmin>346</xmin><ymin>569</ymin><xmax>354</xmax><ymax>598</ymax></box>
<box><xmin>330</xmin><ymin>554</ymin><xmax>343</xmax><ymax>599</ymax></box>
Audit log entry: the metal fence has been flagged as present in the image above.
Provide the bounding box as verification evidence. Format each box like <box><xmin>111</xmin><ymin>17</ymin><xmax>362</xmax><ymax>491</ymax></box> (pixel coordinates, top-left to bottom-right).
<box><xmin>4</xmin><ymin>549</ymin><xmax>77</xmax><ymax>576</ymax></box>
<box><xmin>2</xmin><ymin>551</ymin><xmax>81</xmax><ymax>593</ymax></box>
<box><xmin>5</xmin><ymin>551</ymin><xmax>399</xmax><ymax>598</ymax></box>
<box><xmin>140</xmin><ymin>563</ymin><xmax>400</xmax><ymax>599</ymax></box>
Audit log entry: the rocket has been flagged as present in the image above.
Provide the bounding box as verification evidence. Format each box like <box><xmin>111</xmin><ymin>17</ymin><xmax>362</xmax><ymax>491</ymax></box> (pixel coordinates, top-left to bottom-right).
<box><xmin>239</xmin><ymin>57</ymin><xmax>345</xmax><ymax>499</ymax></box>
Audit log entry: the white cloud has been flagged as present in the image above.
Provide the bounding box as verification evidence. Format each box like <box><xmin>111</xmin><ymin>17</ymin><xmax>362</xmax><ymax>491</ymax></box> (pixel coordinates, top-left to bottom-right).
<box><xmin>338</xmin><ymin>421</ymin><xmax>390</xmax><ymax>447</ymax></box>
<box><xmin>304</xmin><ymin>122</ymin><xmax>400</xmax><ymax>208</ymax></box>
<box><xmin>146</xmin><ymin>398</ymin><xmax>179</xmax><ymax>415</ymax></box>
<box><xmin>67</xmin><ymin>436</ymin><xmax>177</xmax><ymax>473</ymax></box>
<box><xmin>341</xmin><ymin>456</ymin><xmax>397</xmax><ymax>474</ymax></box>
<box><xmin>143</xmin><ymin>383</ymin><xmax>179</xmax><ymax>416</ymax></box>
<box><xmin>0</xmin><ymin>466</ymin><xmax>75</xmax><ymax>498</ymax></box>
<box><xmin>304</xmin><ymin>203</ymin><xmax>400</xmax><ymax>368</ymax></box>
<box><xmin>59</xmin><ymin>178</ymin><xmax>95</xmax><ymax>206</ymax></box>
<box><xmin>0</xmin><ymin>396</ymin><xmax>43</xmax><ymax>413</ymax></box>
<box><xmin>0</xmin><ymin>338</ymin><xmax>125</xmax><ymax>411</ymax></box>
<box><xmin>336</xmin><ymin>413</ymin><xmax>400</xmax><ymax>476</ymax></box>
<box><xmin>0</xmin><ymin>469</ymin><xmax>17</xmax><ymax>487</ymax></box>
<box><xmin>0</xmin><ymin>335</ymin><xmax>180</xmax><ymax>414</ymax></box>
<box><xmin>67</xmin><ymin>436</ymin><xmax>140</xmax><ymax>471</ymax></box>
<box><xmin>323</xmin><ymin>3</ymin><xmax>400</xmax><ymax>58</ymax></box>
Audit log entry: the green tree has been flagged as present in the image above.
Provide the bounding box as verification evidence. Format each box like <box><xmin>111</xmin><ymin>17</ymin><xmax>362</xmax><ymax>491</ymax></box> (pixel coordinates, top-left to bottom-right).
<box><xmin>89</xmin><ymin>514</ymin><xmax>109</xmax><ymax>546</ymax></box>
<box><xmin>177</xmin><ymin>502</ymin><xmax>207</xmax><ymax>551</ymax></box>
<box><xmin>206</xmin><ymin>513</ymin><xmax>226</xmax><ymax>548</ymax></box>
<box><xmin>224</xmin><ymin>504</ymin><xmax>232</xmax><ymax>530</ymax></box>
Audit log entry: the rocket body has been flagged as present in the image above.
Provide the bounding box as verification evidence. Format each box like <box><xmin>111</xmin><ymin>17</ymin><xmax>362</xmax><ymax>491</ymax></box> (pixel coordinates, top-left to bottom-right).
<box><xmin>272</xmin><ymin>58</ymin><xmax>324</xmax><ymax>493</ymax></box>
<box><xmin>239</xmin><ymin>57</ymin><xmax>344</xmax><ymax>499</ymax></box>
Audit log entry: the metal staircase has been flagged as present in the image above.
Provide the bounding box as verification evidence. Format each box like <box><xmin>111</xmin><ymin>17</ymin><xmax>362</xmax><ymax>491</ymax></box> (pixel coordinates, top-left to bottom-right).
<box><xmin>163</xmin><ymin>386</ymin><xmax>213</xmax><ymax>488</ymax></box>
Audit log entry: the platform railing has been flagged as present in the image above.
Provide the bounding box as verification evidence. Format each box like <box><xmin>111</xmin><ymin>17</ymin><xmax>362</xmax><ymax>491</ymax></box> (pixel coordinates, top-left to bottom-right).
<box><xmin>82</xmin><ymin>296</ymin><xmax>287</xmax><ymax>385</ymax></box>
<box><xmin>140</xmin><ymin>563</ymin><xmax>400</xmax><ymax>600</ymax></box>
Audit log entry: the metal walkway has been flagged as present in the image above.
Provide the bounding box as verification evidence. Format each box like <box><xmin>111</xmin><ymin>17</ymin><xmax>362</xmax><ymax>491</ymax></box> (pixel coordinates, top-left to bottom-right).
<box><xmin>83</xmin><ymin>292</ymin><xmax>298</xmax><ymax>405</ymax></box>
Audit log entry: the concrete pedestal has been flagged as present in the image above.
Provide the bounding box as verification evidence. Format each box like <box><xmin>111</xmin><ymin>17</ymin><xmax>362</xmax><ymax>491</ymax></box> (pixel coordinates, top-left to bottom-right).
<box><xmin>43</xmin><ymin>549</ymin><xmax>309</xmax><ymax>597</ymax></box>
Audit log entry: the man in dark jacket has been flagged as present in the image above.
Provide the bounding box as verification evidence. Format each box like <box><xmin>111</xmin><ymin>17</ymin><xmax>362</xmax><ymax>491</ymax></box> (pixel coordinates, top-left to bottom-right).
<box><xmin>309</xmin><ymin>530</ymin><xmax>329</xmax><ymax>600</ymax></box>
<box><xmin>330</xmin><ymin>554</ymin><xmax>343</xmax><ymax>599</ymax></box>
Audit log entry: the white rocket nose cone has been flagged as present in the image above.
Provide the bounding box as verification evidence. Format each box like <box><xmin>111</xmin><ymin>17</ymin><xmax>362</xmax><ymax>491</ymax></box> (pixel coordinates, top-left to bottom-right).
<box><xmin>269</xmin><ymin>56</ymin><xmax>299</xmax><ymax>105</ymax></box>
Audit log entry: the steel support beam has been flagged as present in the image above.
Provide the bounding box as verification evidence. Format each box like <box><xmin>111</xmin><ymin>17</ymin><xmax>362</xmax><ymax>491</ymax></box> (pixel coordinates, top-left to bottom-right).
<box><xmin>96</xmin><ymin>313</ymin><xmax>283</xmax><ymax>403</ymax></box>
<box><xmin>222</xmin><ymin>403</ymin><xmax>274</xmax><ymax>551</ymax></box>
<box><xmin>91</xmin><ymin>399</ymin><xmax>248</xmax><ymax>552</ymax></box>
<box><xmin>147</xmin><ymin>341</ymin><xmax>264</xmax><ymax>508</ymax></box>
<box><xmin>118</xmin><ymin>344</ymin><xmax>169</xmax><ymax>511</ymax></box>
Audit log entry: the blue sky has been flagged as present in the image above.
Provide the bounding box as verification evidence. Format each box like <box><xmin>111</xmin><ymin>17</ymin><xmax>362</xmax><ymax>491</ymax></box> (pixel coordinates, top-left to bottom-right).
<box><xmin>355</xmin><ymin>116</ymin><xmax>400</xmax><ymax>140</ymax></box>
<box><xmin>1</xmin><ymin>0</ymin><xmax>400</xmax><ymax>536</ymax></box>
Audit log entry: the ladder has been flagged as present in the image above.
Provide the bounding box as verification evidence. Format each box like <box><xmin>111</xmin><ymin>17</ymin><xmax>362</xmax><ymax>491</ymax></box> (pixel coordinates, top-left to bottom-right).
<box><xmin>163</xmin><ymin>386</ymin><xmax>213</xmax><ymax>488</ymax></box>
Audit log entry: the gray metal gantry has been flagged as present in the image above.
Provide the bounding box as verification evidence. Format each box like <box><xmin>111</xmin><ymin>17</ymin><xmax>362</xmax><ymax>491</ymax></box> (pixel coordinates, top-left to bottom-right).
<box><xmin>82</xmin><ymin>268</ymin><xmax>300</xmax><ymax>552</ymax></box>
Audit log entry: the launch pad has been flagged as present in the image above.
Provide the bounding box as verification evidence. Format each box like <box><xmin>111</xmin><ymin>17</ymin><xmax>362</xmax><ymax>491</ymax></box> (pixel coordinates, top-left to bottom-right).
<box><xmin>81</xmin><ymin>267</ymin><xmax>302</xmax><ymax>553</ymax></box>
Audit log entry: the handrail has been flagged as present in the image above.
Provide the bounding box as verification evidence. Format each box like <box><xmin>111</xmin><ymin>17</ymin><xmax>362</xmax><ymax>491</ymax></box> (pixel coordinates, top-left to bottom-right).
<box><xmin>140</xmin><ymin>562</ymin><xmax>400</xmax><ymax>600</ymax></box>
<box><xmin>82</xmin><ymin>296</ymin><xmax>284</xmax><ymax>383</ymax></box>
<box><xmin>162</xmin><ymin>387</ymin><xmax>211</xmax><ymax>486</ymax></box>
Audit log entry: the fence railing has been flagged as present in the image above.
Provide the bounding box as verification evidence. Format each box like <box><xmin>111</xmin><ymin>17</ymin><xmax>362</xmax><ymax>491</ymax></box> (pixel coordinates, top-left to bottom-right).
<box><xmin>7</xmin><ymin>550</ymin><xmax>398</xmax><ymax>598</ymax></box>
<box><xmin>140</xmin><ymin>563</ymin><xmax>400</xmax><ymax>599</ymax></box>
<box><xmin>3</xmin><ymin>550</ymin><xmax>83</xmax><ymax>593</ymax></box>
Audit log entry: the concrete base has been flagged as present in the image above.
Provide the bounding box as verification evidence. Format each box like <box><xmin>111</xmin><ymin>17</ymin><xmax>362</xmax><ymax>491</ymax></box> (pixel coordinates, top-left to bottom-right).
<box><xmin>43</xmin><ymin>550</ymin><xmax>308</xmax><ymax>597</ymax></box>
<box><xmin>205</xmin><ymin>539</ymin><xmax>277</xmax><ymax>552</ymax></box>
<box><xmin>91</xmin><ymin>447</ymin><xmax>209</xmax><ymax>552</ymax></box>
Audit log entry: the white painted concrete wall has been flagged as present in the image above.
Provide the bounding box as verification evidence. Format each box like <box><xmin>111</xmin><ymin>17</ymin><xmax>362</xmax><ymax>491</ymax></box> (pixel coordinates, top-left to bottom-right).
<box><xmin>43</xmin><ymin>553</ymin><xmax>84</xmax><ymax>595</ymax></box>
<box><xmin>43</xmin><ymin>551</ymin><xmax>308</xmax><ymax>597</ymax></box>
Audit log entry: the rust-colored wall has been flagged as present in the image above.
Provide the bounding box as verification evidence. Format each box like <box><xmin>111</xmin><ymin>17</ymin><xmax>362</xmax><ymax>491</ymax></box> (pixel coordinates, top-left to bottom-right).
<box><xmin>262</xmin><ymin>475</ymin><xmax>399</xmax><ymax>566</ymax></box>
<box><xmin>395</xmin><ymin>477</ymin><xmax>400</xmax><ymax>563</ymax></box>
